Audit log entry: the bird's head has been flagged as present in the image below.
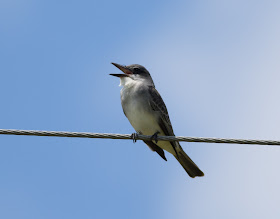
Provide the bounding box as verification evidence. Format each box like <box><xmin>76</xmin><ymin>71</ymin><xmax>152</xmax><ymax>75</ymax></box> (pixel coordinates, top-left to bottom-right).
<box><xmin>110</xmin><ymin>63</ymin><xmax>154</xmax><ymax>86</ymax></box>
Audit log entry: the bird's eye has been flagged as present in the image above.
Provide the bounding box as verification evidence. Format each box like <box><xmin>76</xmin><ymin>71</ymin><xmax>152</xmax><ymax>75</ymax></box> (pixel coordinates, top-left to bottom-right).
<box><xmin>134</xmin><ymin>68</ymin><xmax>141</xmax><ymax>74</ymax></box>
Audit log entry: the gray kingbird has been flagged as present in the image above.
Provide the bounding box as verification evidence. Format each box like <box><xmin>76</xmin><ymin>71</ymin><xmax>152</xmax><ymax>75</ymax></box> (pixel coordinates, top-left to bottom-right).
<box><xmin>110</xmin><ymin>63</ymin><xmax>204</xmax><ymax>178</ymax></box>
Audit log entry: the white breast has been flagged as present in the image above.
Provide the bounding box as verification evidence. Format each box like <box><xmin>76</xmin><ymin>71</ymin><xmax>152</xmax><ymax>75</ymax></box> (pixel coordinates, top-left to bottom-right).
<box><xmin>119</xmin><ymin>77</ymin><xmax>176</xmax><ymax>155</ymax></box>
<box><xmin>125</xmin><ymin>99</ymin><xmax>160</xmax><ymax>135</ymax></box>
<box><xmin>121</xmin><ymin>81</ymin><xmax>160</xmax><ymax>135</ymax></box>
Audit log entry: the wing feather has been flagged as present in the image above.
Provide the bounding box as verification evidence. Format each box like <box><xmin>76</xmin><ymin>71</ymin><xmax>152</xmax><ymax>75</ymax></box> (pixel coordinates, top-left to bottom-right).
<box><xmin>148</xmin><ymin>86</ymin><xmax>178</xmax><ymax>155</ymax></box>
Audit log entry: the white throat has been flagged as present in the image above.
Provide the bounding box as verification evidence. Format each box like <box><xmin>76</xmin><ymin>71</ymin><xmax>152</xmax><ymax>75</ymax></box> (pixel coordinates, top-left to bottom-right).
<box><xmin>119</xmin><ymin>76</ymin><xmax>136</xmax><ymax>87</ymax></box>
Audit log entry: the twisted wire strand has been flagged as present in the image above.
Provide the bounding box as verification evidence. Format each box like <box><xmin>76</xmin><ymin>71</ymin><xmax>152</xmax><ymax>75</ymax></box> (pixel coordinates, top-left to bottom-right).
<box><xmin>0</xmin><ymin>129</ymin><xmax>279</xmax><ymax>146</ymax></box>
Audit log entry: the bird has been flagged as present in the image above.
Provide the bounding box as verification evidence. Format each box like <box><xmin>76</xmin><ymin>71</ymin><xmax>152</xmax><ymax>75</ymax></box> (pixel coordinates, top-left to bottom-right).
<box><xmin>110</xmin><ymin>63</ymin><xmax>204</xmax><ymax>178</ymax></box>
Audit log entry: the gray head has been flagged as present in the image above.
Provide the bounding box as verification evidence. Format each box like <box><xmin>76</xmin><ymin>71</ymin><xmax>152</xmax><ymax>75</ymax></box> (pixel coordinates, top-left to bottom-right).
<box><xmin>110</xmin><ymin>63</ymin><xmax>155</xmax><ymax>86</ymax></box>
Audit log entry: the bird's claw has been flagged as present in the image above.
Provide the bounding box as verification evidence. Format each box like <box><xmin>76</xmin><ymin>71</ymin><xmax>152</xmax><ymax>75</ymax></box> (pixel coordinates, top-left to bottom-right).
<box><xmin>151</xmin><ymin>131</ymin><xmax>160</xmax><ymax>143</ymax></box>
<box><xmin>131</xmin><ymin>133</ymin><xmax>138</xmax><ymax>143</ymax></box>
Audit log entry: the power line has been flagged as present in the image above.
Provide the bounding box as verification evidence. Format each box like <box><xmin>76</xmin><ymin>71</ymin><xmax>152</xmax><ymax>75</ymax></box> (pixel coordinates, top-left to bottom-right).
<box><xmin>0</xmin><ymin>129</ymin><xmax>279</xmax><ymax>146</ymax></box>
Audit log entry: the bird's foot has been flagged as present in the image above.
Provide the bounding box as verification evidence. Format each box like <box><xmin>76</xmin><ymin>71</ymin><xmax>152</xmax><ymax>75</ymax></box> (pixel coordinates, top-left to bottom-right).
<box><xmin>131</xmin><ymin>133</ymin><xmax>138</xmax><ymax>143</ymax></box>
<box><xmin>151</xmin><ymin>131</ymin><xmax>160</xmax><ymax>143</ymax></box>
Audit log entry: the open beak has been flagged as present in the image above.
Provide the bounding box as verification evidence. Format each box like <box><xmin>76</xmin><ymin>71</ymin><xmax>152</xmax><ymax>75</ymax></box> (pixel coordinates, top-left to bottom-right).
<box><xmin>110</xmin><ymin>63</ymin><xmax>132</xmax><ymax>77</ymax></box>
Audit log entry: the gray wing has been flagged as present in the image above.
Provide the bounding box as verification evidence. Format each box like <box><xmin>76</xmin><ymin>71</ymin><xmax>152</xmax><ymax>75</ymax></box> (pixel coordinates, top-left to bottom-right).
<box><xmin>148</xmin><ymin>86</ymin><xmax>178</xmax><ymax>155</ymax></box>
<box><xmin>148</xmin><ymin>87</ymin><xmax>204</xmax><ymax>177</ymax></box>
<box><xmin>148</xmin><ymin>86</ymin><xmax>174</xmax><ymax>135</ymax></box>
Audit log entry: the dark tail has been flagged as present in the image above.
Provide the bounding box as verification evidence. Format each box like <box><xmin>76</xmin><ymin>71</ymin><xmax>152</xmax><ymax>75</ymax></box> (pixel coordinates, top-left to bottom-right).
<box><xmin>175</xmin><ymin>147</ymin><xmax>204</xmax><ymax>178</ymax></box>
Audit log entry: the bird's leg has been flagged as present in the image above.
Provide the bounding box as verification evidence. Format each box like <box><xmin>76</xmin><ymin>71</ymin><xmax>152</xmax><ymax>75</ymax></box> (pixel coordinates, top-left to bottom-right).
<box><xmin>131</xmin><ymin>133</ymin><xmax>138</xmax><ymax>143</ymax></box>
<box><xmin>151</xmin><ymin>131</ymin><xmax>160</xmax><ymax>144</ymax></box>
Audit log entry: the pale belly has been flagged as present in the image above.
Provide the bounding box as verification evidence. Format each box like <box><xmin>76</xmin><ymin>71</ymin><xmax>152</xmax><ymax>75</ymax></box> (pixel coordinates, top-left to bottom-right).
<box><xmin>123</xmin><ymin>97</ymin><xmax>176</xmax><ymax>155</ymax></box>
<box><xmin>125</xmin><ymin>103</ymin><xmax>160</xmax><ymax>135</ymax></box>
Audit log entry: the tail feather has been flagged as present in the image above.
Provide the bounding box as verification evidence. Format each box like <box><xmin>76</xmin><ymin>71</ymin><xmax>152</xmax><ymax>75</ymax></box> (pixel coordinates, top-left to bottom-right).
<box><xmin>175</xmin><ymin>147</ymin><xmax>204</xmax><ymax>178</ymax></box>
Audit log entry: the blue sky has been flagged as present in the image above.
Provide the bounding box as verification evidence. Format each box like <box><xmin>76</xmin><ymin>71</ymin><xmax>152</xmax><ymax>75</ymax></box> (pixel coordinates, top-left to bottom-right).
<box><xmin>1</xmin><ymin>0</ymin><xmax>280</xmax><ymax>218</ymax></box>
